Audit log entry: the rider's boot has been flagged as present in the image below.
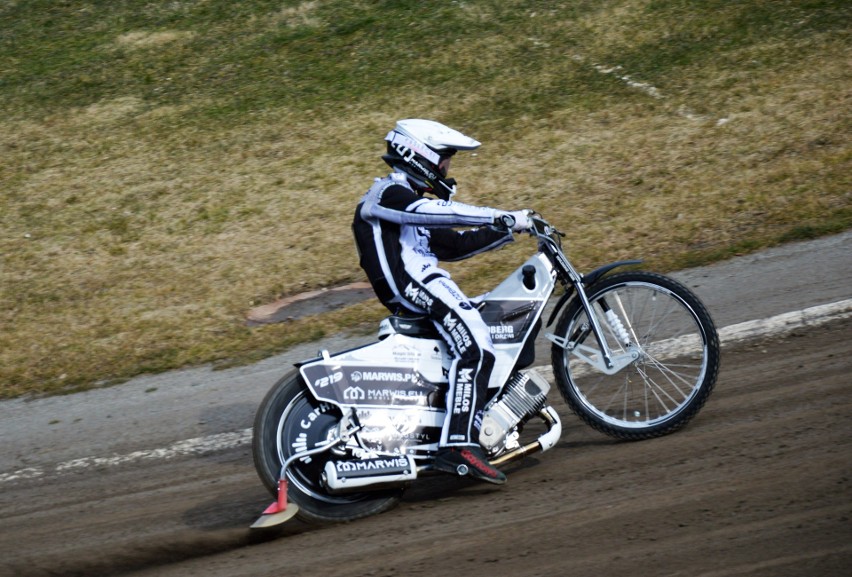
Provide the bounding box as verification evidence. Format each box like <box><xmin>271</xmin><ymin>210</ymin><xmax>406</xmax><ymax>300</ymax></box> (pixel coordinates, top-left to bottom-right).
<box><xmin>433</xmin><ymin>445</ymin><xmax>507</xmax><ymax>485</ymax></box>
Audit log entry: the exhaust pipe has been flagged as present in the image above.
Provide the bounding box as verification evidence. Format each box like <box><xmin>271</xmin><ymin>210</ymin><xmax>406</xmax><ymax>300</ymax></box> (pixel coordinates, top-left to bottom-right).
<box><xmin>323</xmin><ymin>454</ymin><xmax>418</xmax><ymax>493</ymax></box>
<box><xmin>489</xmin><ymin>406</ymin><xmax>562</xmax><ymax>467</ymax></box>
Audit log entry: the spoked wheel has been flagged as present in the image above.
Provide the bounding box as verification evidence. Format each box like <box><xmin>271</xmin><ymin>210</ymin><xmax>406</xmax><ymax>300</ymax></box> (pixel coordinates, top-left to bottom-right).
<box><xmin>252</xmin><ymin>369</ymin><xmax>402</xmax><ymax>523</ymax></box>
<box><xmin>551</xmin><ymin>271</ymin><xmax>720</xmax><ymax>439</ymax></box>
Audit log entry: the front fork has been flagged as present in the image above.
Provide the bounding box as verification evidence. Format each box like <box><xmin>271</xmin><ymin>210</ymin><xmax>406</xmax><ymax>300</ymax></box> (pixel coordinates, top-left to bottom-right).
<box><xmin>545</xmin><ymin>272</ymin><xmax>640</xmax><ymax>375</ymax></box>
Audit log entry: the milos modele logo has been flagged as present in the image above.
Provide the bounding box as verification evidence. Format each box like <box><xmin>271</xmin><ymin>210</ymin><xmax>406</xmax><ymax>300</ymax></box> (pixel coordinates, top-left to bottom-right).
<box><xmin>404</xmin><ymin>282</ymin><xmax>434</xmax><ymax>309</ymax></box>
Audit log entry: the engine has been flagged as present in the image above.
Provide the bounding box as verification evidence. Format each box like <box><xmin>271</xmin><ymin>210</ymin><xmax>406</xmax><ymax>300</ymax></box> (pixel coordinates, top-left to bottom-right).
<box><xmin>479</xmin><ymin>371</ymin><xmax>550</xmax><ymax>452</ymax></box>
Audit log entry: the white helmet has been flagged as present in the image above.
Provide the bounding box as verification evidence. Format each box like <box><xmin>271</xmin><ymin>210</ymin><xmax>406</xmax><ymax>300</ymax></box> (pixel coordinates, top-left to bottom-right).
<box><xmin>382</xmin><ymin>119</ymin><xmax>481</xmax><ymax>200</ymax></box>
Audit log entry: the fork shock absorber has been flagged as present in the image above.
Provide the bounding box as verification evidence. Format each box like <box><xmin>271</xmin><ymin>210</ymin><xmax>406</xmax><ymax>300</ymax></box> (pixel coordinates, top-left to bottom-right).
<box><xmin>605</xmin><ymin>309</ymin><xmax>631</xmax><ymax>346</ymax></box>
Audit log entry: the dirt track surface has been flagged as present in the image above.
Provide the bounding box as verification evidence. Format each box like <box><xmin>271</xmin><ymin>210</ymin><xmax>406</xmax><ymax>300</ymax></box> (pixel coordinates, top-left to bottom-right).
<box><xmin>2</xmin><ymin>317</ymin><xmax>850</xmax><ymax>577</ymax></box>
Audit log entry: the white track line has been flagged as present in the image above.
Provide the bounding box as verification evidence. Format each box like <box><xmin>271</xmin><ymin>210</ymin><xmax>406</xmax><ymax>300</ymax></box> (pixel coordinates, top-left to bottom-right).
<box><xmin>2</xmin><ymin>299</ymin><xmax>850</xmax><ymax>485</ymax></box>
<box><xmin>0</xmin><ymin>430</ymin><xmax>253</xmax><ymax>483</ymax></box>
<box><xmin>572</xmin><ymin>54</ymin><xmax>723</xmax><ymax>123</ymax></box>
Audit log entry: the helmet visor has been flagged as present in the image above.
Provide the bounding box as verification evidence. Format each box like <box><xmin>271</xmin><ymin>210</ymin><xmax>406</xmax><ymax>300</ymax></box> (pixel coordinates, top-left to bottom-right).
<box><xmin>438</xmin><ymin>149</ymin><xmax>456</xmax><ymax>177</ymax></box>
<box><xmin>438</xmin><ymin>156</ymin><xmax>451</xmax><ymax>177</ymax></box>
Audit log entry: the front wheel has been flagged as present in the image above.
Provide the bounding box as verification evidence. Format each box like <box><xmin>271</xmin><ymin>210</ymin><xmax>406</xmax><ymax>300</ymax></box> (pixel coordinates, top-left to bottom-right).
<box><xmin>252</xmin><ymin>369</ymin><xmax>403</xmax><ymax>523</ymax></box>
<box><xmin>551</xmin><ymin>272</ymin><xmax>720</xmax><ymax>440</ymax></box>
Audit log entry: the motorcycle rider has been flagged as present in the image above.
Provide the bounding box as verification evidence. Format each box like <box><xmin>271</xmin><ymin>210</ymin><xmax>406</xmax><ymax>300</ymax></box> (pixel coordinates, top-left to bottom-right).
<box><xmin>352</xmin><ymin>119</ymin><xmax>531</xmax><ymax>485</ymax></box>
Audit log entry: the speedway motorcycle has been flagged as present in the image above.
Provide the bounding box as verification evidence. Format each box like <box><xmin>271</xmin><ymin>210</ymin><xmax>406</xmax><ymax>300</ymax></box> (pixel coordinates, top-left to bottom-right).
<box><xmin>251</xmin><ymin>214</ymin><xmax>720</xmax><ymax>528</ymax></box>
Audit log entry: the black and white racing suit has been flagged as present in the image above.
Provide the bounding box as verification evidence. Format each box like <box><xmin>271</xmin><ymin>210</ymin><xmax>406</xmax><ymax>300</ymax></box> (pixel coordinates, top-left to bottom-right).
<box><xmin>352</xmin><ymin>172</ymin><xmax>514</xmax><ymax>448</ymax></box>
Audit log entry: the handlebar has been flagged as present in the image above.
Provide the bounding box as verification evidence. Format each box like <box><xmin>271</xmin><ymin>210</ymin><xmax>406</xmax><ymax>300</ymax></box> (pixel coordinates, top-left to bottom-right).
<box><xmin>492</xmin><ymin>211</ymin><xmax>565</xmax><ymax>247</ymax></box>
<box><xmin>528</xmin><ymin>214</ymin><xmax>565</xmax><ymax>240</ymax></box>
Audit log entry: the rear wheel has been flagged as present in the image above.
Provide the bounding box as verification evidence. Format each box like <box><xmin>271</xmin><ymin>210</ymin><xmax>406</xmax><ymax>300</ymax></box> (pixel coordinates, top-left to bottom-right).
<box><xmin>551</xmin><ymin>272</ymin><xmax>720</xmax><ymax>439</ymax></box>
<box><xmin>252</xmin><ymin>369</ymin><xmax>402</xmax><ymax>523</ymax></box>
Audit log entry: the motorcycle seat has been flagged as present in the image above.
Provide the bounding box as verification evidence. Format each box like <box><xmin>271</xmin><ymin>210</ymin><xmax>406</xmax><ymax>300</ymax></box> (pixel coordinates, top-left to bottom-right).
<box><xmin>378</xmin><ymin>314</ymin><xmax>440</xmax><ymax>340</ymax></box>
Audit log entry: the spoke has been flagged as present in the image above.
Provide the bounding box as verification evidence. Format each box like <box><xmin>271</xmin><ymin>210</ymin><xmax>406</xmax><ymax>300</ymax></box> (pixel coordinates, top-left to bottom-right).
<box><xmin>643</xmin><ymin>373</ymin><xmax>651</xmax><ymax>421</ymax></box>
<box><xmin>639</xmin><ymin>354</ymin><xmax>698</xmax><ymax>403</ymax></box>
<box><xmin>596</xmin><ymin>376</ymin><xmax>630</xmax><ymax>417</ymax></box>
<box><xmin>643</xmin><ymin>341</ymin><xmax>705</xmax><ymax>385</ymax></box>
<box><xmin>633</xmin><ymin>364</ymin><xmax>679</xmax><ymax>412</ymax></box>
<box><xmin>642</xmin><ymin>293</ymin><xmax>674</xmax><ymax>346</ymax></box>
<box><xmin>631</xmin><ymin>287</ymin><xmax>654</xmax><ymax>346</ymax></box>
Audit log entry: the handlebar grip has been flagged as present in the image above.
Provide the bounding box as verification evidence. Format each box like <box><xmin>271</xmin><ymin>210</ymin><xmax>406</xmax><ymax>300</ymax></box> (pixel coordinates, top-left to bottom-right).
<box><xmin>497</xmin><ymin>213</ymin><xmax>515</xmax><ymax>231</ymax></box>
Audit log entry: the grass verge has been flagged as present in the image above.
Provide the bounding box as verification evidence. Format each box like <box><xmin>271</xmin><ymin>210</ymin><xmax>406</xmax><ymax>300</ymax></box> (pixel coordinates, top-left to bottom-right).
<box><xmin>1</xmin><ymin>0</ymin><xmax>850</xmax><ymax>398</ymax></box>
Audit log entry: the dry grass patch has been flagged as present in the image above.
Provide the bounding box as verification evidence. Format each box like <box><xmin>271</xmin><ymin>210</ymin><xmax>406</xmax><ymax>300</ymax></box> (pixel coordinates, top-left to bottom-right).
<box><xmin>1</xmin><ymin>0</ymin><xmax>849</xmax><ymax>398</ymax></box>
<box><xmin>115</xmin><ymin>31</ymin><xmax>196</xmax><ymax>50</ymax></box>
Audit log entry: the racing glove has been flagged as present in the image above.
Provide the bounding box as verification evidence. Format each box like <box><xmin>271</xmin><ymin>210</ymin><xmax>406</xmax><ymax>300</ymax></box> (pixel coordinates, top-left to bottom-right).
<box><xmin>501</xmin><ymin>209</ymin><xmax>532</xmax><ymax>232</ymax></box>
